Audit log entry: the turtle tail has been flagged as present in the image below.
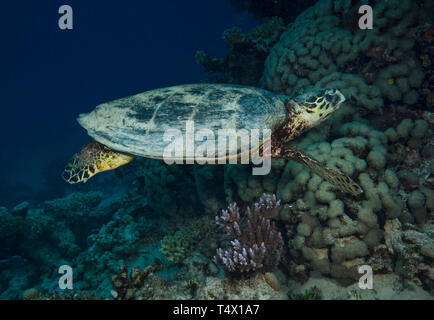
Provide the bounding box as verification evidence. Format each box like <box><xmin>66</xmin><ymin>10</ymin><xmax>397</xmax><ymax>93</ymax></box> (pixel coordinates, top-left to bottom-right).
<box><xmin>62</xmin><ymin>140</ymin><xmax>135</xmax><ymax>184</ymax></box>
<box><xmin>279</xmin><ymin>145</ymin><xmax>363</xmax><ymax>196</ymax></box>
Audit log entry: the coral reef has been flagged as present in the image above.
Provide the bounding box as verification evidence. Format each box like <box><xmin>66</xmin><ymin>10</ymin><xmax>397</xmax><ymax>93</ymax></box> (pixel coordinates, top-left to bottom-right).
<box><xmin>160</xmin><ymin>216</ymin><xmax>216</xmax><ymax>263</ymax></box>
<box><xmin>288</xmin><ymin>272</ymin><xmax>433</xmax><ymax>300</ymax></box>
<box><xmin>262</xmin><ymin>0</ymin><xmax>427</xmax><ymax>116</ymax></box>
<box><xmin>384</xmin><ymin>219</ymin><xmax>434</xmax><ymax>289</ymax></box>
<box><xmin>196</xmin><ymin>17</ymin><xmax>286</xmax><ymax>86</ymax></box>
<box><xmin>219</xmin><ymin>0</ymin><xmax>433</xmax><ymax>293</ymax></box>
<box><xmin>196</xmin><ymin>273</ymin><xmax>286</xmax><ymax>300</ymax></box>
<box><xmin>1</xmin><ymin>0</ymin><xmax>433</xmax><ymax>301</ymax></box>
<box><xmin>213</xmin><ymin>194</ymin><xmax>283</xmax><ymax>275</ymax></box>
<box><xmin>225</xmin><ymin>117</ymin><xmax>432</xmax><ymax>288</ymax></box>
<box><xmin>108</xmin><ymin>266</ymin><xmax>286</xmax><ymax>300</ymax></box>
<box><xmin>0</xmin><ymin>207</ymin><xmax>26</xmax><ymax>244</ymax></box>
<box><xmin>110</xmin><ymin>259</ymin><xmax>163</xmax><ymax>300</ymax></box>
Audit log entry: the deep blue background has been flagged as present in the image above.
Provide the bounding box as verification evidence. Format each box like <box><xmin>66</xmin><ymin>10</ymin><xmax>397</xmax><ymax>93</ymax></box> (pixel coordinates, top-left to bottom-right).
<box><xmin>0</xmin><ymin>1</ymin><xmax>255</xmax><ymax>191</ymax></box>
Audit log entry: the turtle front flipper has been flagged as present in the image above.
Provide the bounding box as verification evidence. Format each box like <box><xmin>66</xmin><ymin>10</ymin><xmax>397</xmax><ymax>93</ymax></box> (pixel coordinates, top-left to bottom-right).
<box><xmin>277</xmin><ymin>145</ymin><xmax>363</xmax><ymax>196</ymax></box>
<box><xmin>62</xmin><ymin>140</ymin><xmax>135</xmax><ymax>184</ymax></box>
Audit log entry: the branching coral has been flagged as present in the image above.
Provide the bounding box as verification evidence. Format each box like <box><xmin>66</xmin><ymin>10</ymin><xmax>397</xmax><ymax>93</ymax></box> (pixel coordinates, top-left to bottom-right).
<box><xmin>213</xmin><ymin>194</ymin><xmax>283</xmax><ymax>275</ymax></box>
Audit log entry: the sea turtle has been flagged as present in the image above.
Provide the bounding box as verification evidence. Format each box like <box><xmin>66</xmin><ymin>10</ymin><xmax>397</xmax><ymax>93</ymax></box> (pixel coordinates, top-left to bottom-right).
<box><xmin>63</xmin><ymin>84</ymin><xmax>362</xmax><ymax>195</ymax></box>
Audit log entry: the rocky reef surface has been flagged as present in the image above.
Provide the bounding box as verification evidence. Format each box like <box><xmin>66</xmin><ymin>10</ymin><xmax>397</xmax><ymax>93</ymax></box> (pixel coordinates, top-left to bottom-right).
<box><xmin>1</xmin><ymin>0</ymin><xmax>433</xmax><ymax>299</ymax></box>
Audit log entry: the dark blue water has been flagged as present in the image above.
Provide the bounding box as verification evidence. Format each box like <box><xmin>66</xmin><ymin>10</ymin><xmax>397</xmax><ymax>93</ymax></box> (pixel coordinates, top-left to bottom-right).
<box><xmin>0</xmin><ymin>0</ymin><xmax>255</xmax><ymax>192</ymax></box>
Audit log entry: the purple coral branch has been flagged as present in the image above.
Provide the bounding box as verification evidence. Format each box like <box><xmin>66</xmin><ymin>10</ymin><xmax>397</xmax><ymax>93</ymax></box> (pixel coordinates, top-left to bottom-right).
<box><xmin>213</xmin><ymin>193</ymin><xmax>283</xmax><ymax>274</ymax></box>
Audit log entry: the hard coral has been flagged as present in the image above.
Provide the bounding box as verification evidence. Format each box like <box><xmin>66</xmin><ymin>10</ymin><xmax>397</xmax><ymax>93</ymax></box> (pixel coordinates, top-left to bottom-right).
<box><xmin>213</xmin><ymin>194</ymin><xmax>283</xmax><ymax>275</ymax></box>
<box><xmin>262</xmin><ymin>0</ymin><xmax>425</xmax><ymax>112</ymax></box>
<box><xmin>110</xmin><ymin>259</ymin><xmax>163</xmax><ymax>300</ymax></box>
<box><xmin>160</xmin><ymin>216</ymin><xmax>215</xmax><ymax>263</ymax></box>
<box><xmin>224</xmin><ymin>115</ymin><xmax>432</xmax><ymax>284</ymax></box>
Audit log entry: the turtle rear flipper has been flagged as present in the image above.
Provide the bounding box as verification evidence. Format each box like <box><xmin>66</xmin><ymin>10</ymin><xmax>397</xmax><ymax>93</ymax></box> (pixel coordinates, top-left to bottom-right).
<box><xmin>62</xmin><ymin>140</ymin><xmax>135</xmax><ymax>184</ymax></box>
<box><xmin>279</xmin><ymin>145</ymin><xmax>363</xmax><ymax>196</ymax></box>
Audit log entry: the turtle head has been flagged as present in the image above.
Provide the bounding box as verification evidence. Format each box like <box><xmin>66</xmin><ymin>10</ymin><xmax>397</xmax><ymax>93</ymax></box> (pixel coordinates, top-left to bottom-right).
<box><xmin>62</xmin><ymin>140</ymin><xmax>135</xmax><ymax>184</ymax></box>
<box><xmin>290</xmin><ymin>88</ymin><xmax>345</xmax><ymax>129</ymax></box>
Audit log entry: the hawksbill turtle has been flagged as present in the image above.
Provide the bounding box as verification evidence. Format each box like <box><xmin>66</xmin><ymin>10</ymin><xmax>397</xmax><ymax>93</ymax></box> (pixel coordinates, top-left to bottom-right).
<box><xmin>62</xmin><ymin>83</ymin><xmax>362</xmax><ymax>196</ymax></box>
